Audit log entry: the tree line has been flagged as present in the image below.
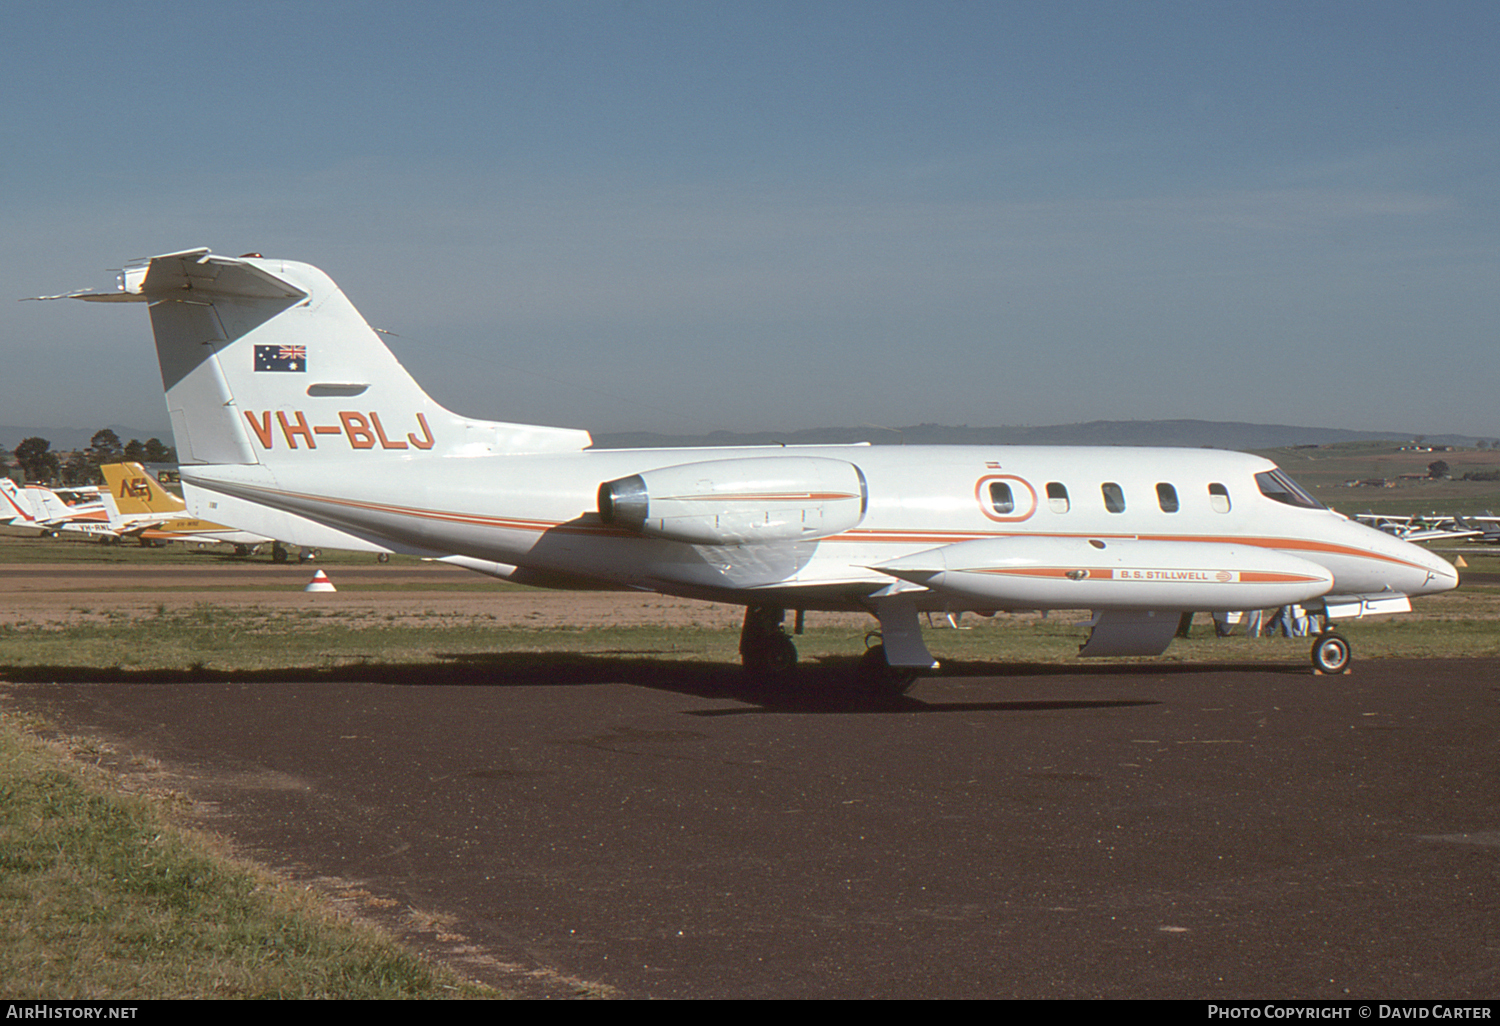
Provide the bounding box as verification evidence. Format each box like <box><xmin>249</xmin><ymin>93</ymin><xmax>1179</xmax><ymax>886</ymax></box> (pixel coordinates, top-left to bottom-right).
<box><xmin>0</xmin><ymin>431</ymin><xmax>176</xmax><ymax>486</ymax></box>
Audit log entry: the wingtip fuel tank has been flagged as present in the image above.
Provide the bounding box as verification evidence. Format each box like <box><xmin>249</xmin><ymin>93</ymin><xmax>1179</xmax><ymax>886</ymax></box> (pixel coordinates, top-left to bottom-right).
<box><xmin>875</xmin><ymin>536</ymin><xmax>1336</xmax><ymax>611</ymax></box>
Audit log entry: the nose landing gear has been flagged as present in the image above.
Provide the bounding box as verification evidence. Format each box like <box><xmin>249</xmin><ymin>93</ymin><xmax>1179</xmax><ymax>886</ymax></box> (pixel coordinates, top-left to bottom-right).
<box><xmin>1311</xmin><ymin>631</ymin><xmax>1352</xmax><ymax>675</ymax></box>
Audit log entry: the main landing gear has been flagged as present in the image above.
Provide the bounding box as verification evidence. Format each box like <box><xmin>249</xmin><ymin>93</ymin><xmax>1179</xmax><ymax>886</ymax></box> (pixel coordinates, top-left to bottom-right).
<box><xmin>738</xmin><ymin>598</ymin><xmax>938</xmax><ymax>695</ymax></box>
<box><xmin>855</xmin><ymin>641</ymin><xmax>921</xmax><ymax>695</ymax></box>
<box><xmin>739</xmin><ymin>605</ymin><xmax>798</xmax><ymax>678</ymax></box>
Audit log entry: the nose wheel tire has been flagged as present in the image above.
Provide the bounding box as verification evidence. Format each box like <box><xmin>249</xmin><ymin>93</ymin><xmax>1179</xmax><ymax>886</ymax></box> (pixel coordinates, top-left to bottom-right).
<box><xmin>1311</xmin><ymin>631</ymin><xmax>1352</xmax><ymax>675</ymax></box>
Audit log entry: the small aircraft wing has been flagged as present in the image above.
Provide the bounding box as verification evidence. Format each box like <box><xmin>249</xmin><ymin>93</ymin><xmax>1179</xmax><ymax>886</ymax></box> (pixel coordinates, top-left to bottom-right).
<box><xmin>1396</xmin><ymin>528</ymin><xmax>1483</xmax><ymax>541</ymax></box>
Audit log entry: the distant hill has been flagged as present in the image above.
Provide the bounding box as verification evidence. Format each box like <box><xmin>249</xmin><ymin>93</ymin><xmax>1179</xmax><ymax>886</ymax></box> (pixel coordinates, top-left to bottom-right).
<box><xmin>593</xmin><ymin>420</ymin><xmax>1481</xmax><ymax>451</ymax></box>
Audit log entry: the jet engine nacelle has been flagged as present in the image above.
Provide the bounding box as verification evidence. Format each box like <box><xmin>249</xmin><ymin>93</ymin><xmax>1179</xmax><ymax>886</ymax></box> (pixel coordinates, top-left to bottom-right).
<box><xmin>598</xmin><ymin>456</ymin><xmax>868</xmax><ymax>546</ymax></box>
<box><xmin>876</xmin><ymin>536</ymin><xmax>1334</xmax><ymax>611</ymax></box>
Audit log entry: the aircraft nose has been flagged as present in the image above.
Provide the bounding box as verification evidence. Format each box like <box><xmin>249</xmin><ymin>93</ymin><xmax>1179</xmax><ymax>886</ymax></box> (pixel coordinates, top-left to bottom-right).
<box><xmin>1413</xmin><ymin>547</ymin><xmax>1460</xmax><ymax>595</ymax></box>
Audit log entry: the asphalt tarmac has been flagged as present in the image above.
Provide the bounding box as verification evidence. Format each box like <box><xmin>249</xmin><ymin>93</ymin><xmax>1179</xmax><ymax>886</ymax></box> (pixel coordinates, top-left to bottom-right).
<box><xmin>7</xmin><ymin>655</ymin><xmax>1500</xmax><ymax>999</ymax></box>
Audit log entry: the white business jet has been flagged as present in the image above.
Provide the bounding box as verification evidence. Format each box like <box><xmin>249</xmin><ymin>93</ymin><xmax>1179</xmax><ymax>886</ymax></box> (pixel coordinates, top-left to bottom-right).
<box><xmin>53</xmin><ymin>249</ymin><xmax>1458</xmax><ymax>689</ymax></box>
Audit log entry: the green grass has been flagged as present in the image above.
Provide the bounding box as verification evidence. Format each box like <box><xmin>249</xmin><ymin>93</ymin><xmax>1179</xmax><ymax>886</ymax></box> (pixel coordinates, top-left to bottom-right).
<box><xmin>0</xmin><ymin>606</ymin><xmax>729</xmax><ymax>679</ymax></box>
<box><xmin>0</xmin><ymin>715</ymin><xmax>498</xmax><ymax>999</ymax></box>
<box><xmin>3</xmin><ymin>596</ymin><xmax>1498</xmax><ymax>687</ymax></box>
<box><xmin>0</xmin><ymin>526</ymin><xmax>426</xmax><ymax>567</ymax></box>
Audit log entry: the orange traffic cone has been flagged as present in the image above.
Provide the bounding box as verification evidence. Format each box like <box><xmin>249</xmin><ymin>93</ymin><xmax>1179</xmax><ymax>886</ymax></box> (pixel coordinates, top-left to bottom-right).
<box><xmin>304</xmin><ymin>569</ymin><xmax>337</xmax><ymax>593</ymax></box>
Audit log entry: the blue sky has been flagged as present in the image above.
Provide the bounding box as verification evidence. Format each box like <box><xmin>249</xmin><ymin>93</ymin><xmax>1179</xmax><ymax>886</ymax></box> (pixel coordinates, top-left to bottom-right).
<box><xmin>4</xmin><ymin>1</ymin><xmax>1497</xmax><ymax>441</ymax></box>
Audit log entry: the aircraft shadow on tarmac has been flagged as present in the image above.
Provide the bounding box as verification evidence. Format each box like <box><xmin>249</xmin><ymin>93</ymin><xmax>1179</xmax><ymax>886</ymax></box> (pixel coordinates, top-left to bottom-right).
<box><xmin>0</xmin><ymin>651</ymin><xmax>1313</xmax><ymax>715</ymax></box>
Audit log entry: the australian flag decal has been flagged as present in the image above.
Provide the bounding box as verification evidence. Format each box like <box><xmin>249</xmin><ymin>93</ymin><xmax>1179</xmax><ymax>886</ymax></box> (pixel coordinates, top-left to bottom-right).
<box><xmin>255</xmin><ymin>345</ymin><xmax>307</xmax><ymax>372</ymax></box>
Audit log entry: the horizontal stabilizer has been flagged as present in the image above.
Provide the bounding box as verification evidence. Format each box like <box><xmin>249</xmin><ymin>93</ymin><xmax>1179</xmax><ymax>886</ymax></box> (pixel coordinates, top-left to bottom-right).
<box><xmin>45</xmin><ymin>249</ymin><xmax>309</xmax><ymax>305</ymax></box>
<box><xmin>123</xmin><ymin>249</ymin><xmax>308</xmax><ymax>301</ymax></box>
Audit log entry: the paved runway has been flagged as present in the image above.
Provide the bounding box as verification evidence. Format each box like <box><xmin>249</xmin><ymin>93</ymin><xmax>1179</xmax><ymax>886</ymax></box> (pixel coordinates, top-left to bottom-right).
<box><xmin>6</xmin><ymin>656</ymin><xmax>1500</xmax><ymax>999</ymax></box>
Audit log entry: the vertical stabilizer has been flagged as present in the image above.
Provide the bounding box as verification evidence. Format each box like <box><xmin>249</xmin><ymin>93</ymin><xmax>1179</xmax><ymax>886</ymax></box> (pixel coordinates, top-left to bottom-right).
<box><xmin>74</xmin><ymin>249</ymin><xmax>592</xmax><ymax>466</ymax></box>
<box><xmin>100</xmin><ymin>463</ymin><xmax>187</xmax><ymax>515</ymax></box>
<box><xmin>0</xmin><ymin>479</ymin><xmax>40</xmax><ymax>525</ymax></box>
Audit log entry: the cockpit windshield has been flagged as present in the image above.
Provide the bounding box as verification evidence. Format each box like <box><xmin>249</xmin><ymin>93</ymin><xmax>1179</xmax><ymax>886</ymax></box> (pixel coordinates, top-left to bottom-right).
<box><xmin>1255</xmin><ymin>469</ymin><xmax>1324</xmax><ymax>510</ymax></box>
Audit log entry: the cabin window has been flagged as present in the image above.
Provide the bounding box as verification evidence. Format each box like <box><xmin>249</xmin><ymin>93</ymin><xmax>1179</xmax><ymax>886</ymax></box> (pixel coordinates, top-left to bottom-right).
<box><xmin>988</xmin><ymin>481</ymin><xmax>1016</xmax><ymax>516</ymax></box>
<box><xmin>1208</xmin><ymin>483</ymin><xmax>1231</xmax><ymax>513</ymax></box>
<box><xmin>1255</xmin><ymin>470</ymin><xmax>1324</xmax><ymax>509</ymax></box>
<box><xmin>1156</xmin><ymin>483</ymin><xmax>1179</xmax><ymax>513</ymax></box>
<box><xmin>976</xmin><ymin>474</ymin><xmax>1036</xmax><ymax>522</ymax></box>
<box><xmin>1046</xmin><ymin>482</ymin><xmax>1069</xmax><ymax>513</ymax></box>
<box><xmin>1101</xmin><ymin>482</ymin><xmax>1126</xmax><ymax>513</ymax></box>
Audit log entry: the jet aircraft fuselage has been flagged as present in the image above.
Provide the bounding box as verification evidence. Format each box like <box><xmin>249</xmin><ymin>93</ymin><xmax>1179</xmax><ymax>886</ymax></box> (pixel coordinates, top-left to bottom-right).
<box><xmin>184</xmin><ymin>442</ymin><xmax>1452</xmax><ymax>610</ymax></box>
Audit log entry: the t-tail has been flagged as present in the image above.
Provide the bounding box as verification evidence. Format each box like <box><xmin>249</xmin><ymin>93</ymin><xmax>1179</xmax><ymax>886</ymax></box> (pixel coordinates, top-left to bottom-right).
<box><xmin>73</xmin><ymin>249</ymin><xmax>591</xmax><ymax>467</ymax></box>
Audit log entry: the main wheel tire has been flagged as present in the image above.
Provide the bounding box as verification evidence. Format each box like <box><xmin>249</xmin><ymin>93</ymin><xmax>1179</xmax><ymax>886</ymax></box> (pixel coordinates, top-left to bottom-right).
<box><xmin>1311</xmin><ymin>631</ymin><xmax>1351</xmax><ymax>674</ymax></box>
<box><xmin>743</xmin><ymin>634</ymin><xmax>798</xmax><ymax>679</ymax></box>
<box><xmin>856</xmin><ymin>644</ymin><xmax>920</xmax><ymax>696</ymax></box>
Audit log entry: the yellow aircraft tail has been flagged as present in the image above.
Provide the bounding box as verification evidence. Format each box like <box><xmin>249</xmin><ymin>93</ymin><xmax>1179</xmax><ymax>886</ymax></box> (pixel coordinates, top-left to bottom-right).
<box><xmin>99</xmin><ymin>463</ymin><xmax>187</xmax><ymax>516</ymax></box>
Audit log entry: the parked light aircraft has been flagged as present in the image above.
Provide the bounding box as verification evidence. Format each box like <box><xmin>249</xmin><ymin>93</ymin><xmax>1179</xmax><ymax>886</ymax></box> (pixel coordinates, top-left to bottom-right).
<box><xmin>0</xmin><ymin>478</ymin><xmax>32</xmax><ymax>525</ymax></box>
<box><xmin>1462</xmin><ymin>517</ymin><xmax>1500</xmax><ymax>544</ymax></box>
<box><xmin>99</xmin><ymin>462</ymin><xmax>274</xmax><ymax>553</ymax></box>
<box><xmin>4</xmin><ymin>467</ymin><xmax>208</xmax><ymax>544</ymax></box>
<box><xmin>0</xmin><ymin>478</ymin><xmax>36</xmax><ymax>526</ymax></box>
<box><xmin>0</xmin><ymin>477</ymin><xmax>112</xmax><ymax>535</ymax></box>
<box><xmin>2</xmin><ymin>462</ymin><xmax>287</xmax><ymax>554</ymax></box>
<box><xmin>53</xmin><ymin>248</ymin><xmax>1459</xmax><ymax>688</ymax></box>
<box><xmin>1355</xmin><ymin>512</ymin><xmax>1500</xmax><ymax>544</ymax></box>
